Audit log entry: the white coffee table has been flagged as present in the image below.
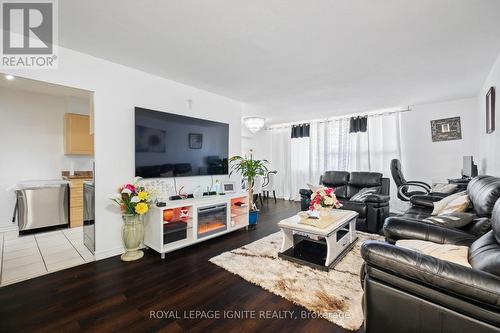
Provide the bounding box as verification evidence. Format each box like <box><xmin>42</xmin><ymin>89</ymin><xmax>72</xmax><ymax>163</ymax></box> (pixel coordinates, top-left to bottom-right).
<box><xmin>277</xmin><ymin>210</ymin><xmax>358</xmax><ymax>271</ymax></box>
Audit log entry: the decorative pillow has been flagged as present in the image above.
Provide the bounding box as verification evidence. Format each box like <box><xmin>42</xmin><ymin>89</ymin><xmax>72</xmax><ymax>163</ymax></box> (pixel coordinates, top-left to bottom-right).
<box><xmin>432</xmin><ymin>191</ymin><xmax>466</xmax><ymax>215</ymax></box>
<box><xmin>440</xmin><ymin>194</ymin><xmax>470</xmax><ymax>215</ymax></box>
<box><xmin>423</xmin><ymin>212</ymin><xmax>476</xmax><ymax>228</ymax></box>
<box><xmin>350</xmin><ymin>187</ymin><xmax>379</xmax><ymax>202</ymax></box>
<box><xmin>396</xmin><ymin>239</ymin><xmax>471</xmax><ymax>268</ymax></box>
<box><xmin>431</xmin><ymin>183</ymin><xmax>458</xmax><ymax>194</ymax></box>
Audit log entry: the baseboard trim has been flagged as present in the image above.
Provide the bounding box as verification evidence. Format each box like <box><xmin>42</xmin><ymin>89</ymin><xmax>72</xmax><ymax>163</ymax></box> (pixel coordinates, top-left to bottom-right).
<box><xmin>94</xmin><ymin>247</ymin><xmax>124</xmax><ymax>261</ymax></box>
<box><xmin>0</xmin><ymin>225</ymin><xmax>18</xmax><ymax>233</ymax></box>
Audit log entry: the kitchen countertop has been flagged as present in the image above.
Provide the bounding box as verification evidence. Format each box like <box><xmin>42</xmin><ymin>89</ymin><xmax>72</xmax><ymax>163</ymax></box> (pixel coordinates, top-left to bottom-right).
<box><xmin>62</xmin><ymin>171</ymin><xmax>93</xmax><ymax>180</ymax></box>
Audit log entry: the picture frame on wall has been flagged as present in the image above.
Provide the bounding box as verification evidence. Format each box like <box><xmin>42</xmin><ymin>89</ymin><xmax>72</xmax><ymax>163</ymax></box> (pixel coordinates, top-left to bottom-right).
<box><xmin>189</xmin><ymin>133</ymin><xmax>203</xmax><ymax>149</ymax></box>
<box><xmin>486</xmin><ymin>86</ymin><xmax>496</xmax><ymax>134</ymax></box>
<box><xmin>430</xmin><ymin>117</ymin><xmax>462</xmax><ymax>142</ymax></box>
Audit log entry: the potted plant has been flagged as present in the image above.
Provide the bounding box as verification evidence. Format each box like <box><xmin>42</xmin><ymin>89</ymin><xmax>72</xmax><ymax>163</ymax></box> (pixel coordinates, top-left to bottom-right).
<box><xmin>229</xmin><ymin>151</ymin><xmax>269</xmax><ymax>225</ymax></box>
<box><xmin>109</xmin><ymin>178</ymin><xmax>152</xmax><ymax>261</ymax></box>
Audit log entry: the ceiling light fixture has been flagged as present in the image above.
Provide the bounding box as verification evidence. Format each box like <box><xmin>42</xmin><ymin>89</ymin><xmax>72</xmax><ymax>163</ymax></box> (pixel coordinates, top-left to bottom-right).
<box><xmin>243</xmin><ymin>117</ymin><xmax>266</xmax><ymax>134</ymax></box>
<box><xmin>5</xmin><ymin>74</ymin><xmax>14</xmax><ymax>80</ymax></box>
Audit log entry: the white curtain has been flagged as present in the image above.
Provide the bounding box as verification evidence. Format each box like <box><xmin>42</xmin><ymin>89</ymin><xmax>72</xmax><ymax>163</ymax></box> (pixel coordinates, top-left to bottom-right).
<box><xmin>310</xmin><ymin>118</ymin><xmax>351</xmax><ymax>183</ymax></box>
<box><xmin>270</xmin><ymin>127</ymin><xmax>292</xmax><ymax>200</ymax></box>
<box><xmin>268</xmin><ymin>112</ymin><xmax>402</xmax><ymax>206</ymax></box>
<box><xmin>290</xmin><ymin>137</ymin><xmax>310</xmax><ymax>200</ymax></box>
<box><xmin>366</xmin><ymin>113</ymin><xmax>403</xmax><ymax>210</ymax></box>
<box><xmin>348</xmin><ymin>113</ymin><xmax>403</xmax><ymax>209</ymax></box>
<box><xmin>270</xmin><ymin>127</ymin><xmax>311</xmax><ymax>201</ymax></box>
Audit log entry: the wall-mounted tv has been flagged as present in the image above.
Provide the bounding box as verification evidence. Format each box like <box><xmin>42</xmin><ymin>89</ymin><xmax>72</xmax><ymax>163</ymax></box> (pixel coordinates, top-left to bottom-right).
<box><xmin>135</xmin><ymin>107</ymin><xmax>229</xmax><ymax>178</ymax></box>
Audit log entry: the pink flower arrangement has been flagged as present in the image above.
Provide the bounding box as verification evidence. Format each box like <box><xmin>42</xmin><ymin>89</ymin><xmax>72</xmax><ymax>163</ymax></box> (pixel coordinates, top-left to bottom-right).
<box><xmin>309</xmin><ymin>187</ymin><xmax>342</xmax><ymax>211</ymax></box>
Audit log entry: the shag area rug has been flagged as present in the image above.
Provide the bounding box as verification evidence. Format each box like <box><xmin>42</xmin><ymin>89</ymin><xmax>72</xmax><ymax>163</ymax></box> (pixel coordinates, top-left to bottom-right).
<box><xmin>209</xmin><ymin>231</ymin><xmax>384</xmax><ymax>331</ymax></box>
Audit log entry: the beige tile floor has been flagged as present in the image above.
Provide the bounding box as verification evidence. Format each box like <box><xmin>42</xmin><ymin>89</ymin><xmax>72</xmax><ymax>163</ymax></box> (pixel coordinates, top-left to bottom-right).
<box><xmin>0</xmin><ymin>227</ymin><xmax>94</xmax><ymax>286</ymax></box>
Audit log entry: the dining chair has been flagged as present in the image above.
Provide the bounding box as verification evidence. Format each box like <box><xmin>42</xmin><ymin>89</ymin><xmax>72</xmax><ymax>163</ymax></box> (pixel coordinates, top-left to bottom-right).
<box><xmin>262</xmin><ymin>171</ymin><xmax>278</xmax><ymax>203</ymax></box>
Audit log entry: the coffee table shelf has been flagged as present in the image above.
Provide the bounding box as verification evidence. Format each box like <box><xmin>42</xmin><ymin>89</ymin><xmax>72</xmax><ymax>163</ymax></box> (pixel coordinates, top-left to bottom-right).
<box><xmin>277</xmin><ymin>210</ymin><xmax>358</xmax><ymax>271</ymax></box>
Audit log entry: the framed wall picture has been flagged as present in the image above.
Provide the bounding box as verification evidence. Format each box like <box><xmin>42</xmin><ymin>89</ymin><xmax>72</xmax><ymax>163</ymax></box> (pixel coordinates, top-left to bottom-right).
<box><xmin>189</xmin><ymin>133</ymin><xmax>203</xmax><ymax>149</ymax></box>
<box><xmin>486</xmin><ymin>86</ymin><xmax>496</xmax><ymax>134</ymax></box>
<box><xmin>430</xmin><ymin>117</ymin><xmax>462</xmax><ymax>142</ymax></box>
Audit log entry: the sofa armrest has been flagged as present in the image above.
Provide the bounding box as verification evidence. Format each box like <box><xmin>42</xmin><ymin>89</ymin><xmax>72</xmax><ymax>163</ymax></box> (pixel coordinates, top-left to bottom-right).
<box><xmin>410</xmin><ymin>194</ymin><xmax>442</xmax><ymax>208</ymax></box>
<box><xmin>406</xmin><ymin>180</ymin><xmax>431</xmax><ymax>191</ymax></box>
<box><xmin>383</xmin><ymin>217</ymin><xmax>477</xmax><ymax>246</ymax></box>
<box><xmin>361</xmin><ymin>241</ymin><xmax>500</xmax><ymax>308</ymax></box>
<box><xmin>299</xmin><ymin>189</ymin><xmax>312</xmax><ymax>197</ymax></box>
<box><xmin>462</xmin><ymin>217</ymin><xmax>492</xmax><ymax>237</ymax></box>
<box><xmin>365</xmin><ymin>194</ymin><xmax>390</xmax><ymax>204</ymax></box>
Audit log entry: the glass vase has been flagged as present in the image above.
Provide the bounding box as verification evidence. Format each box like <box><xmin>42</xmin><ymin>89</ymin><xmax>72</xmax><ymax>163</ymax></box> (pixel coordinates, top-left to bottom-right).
<box><xmin>121</xmin><ymin>214</ymin><xmax>145</xmax><ymax>261</ymax></box>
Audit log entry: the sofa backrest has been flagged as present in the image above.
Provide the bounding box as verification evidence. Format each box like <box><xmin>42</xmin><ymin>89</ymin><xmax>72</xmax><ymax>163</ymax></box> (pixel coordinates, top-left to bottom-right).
<box><xmin>321</xmin><ymin>171</ymin><xmax>350</xmax><ymax>198</ymax></box>
<box><xmin>347</xmin><ymin>172</ymin><xmax>383</xmax><ymax>198</ymax></box>
<box><xmin>321</xmin><ymin>171</ymin><xmax>389</xmax><ymax>199</ymax></box>
<box><xmin>469</xmin><ymin>199</ymin><xmax>500</xmax><ymax>277</ymax></box>
<box><xmin>467</xmin><ymin>175</ymin><xmax>500</xmax><ymax>217</ymax></box>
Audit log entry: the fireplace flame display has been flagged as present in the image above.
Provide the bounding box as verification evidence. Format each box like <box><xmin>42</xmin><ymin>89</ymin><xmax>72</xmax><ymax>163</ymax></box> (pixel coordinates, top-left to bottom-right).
<box><xmin>197</xmin><ymin>204</ymin><xmax>227</xmax><ymax>238</ymax></box>
<box><xmin>198</xmin><ymin>222</ymin><xmax>226</xmax><ymax>235</ymax></box>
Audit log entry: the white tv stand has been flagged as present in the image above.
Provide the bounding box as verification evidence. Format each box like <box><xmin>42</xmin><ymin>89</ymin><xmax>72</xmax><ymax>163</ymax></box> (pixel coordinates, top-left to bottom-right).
<box><xmin>143</xmin><ymin>193</ymin><xmax>249</xmax><ymax>259</ymax></box>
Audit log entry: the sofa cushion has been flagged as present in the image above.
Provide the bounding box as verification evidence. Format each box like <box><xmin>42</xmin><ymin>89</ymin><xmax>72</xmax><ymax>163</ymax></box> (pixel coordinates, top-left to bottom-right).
<box><xmin>334</xmin><ymin>186</ymin><xmax>348</xmax><ymax>199</ymax></box>
<box><xmin>400</xmin><ymin>205</ymin><xmax>433</xmax><ymax>220</ymax></box>
<box><xmin>396</xmin><ymin>239</ymin><xmax>471</xmax><ymax>268</ymax></box>
<box><xmin>423</xmin><ymin>212</ymin><xmax>476</xmax><ymax>228</ymax></box>
<box><xmin>349</xmin><ymin>172</ymin><xmax>382</xmax><ymax>187</ymax></box>
<box><xmin>322</xmin><ymin>171</ymin><xmax>349</xmax><ymax>187</ymax></box>
<box><xmin>467</xmin><ymin>175</ymin><xmax>500</xmax><ymax>217</ymax></box>
<box><xmin>462</xmin><ymin>217</ymin><xmax>492</xmax><ymax>237</ymax></box>
<box><xmin>321</xmin><ymin>171</ymin><xmax>349</xmax><ymax>199</ymax></box>
<box><xmin>469</xmin><ymin>231</ymin><xmax>500</xmax><ymax>277</ymax></box>
<box><xmin>339</xmin><ymin>200</ymin><xmax>366</xmax><ymax>218</ymax></box>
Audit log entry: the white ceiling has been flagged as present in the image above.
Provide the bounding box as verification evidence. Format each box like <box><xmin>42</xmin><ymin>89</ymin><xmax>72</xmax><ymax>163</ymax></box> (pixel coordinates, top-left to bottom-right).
<box><xmin>59</xmin><ymin>0</ymin><xmax>500</xmax><ymax>124</ymax></box>
<box><xmin>0</xmin><ymin>75</ymin><xmax>92</xmax><ymax>99</ymax></box>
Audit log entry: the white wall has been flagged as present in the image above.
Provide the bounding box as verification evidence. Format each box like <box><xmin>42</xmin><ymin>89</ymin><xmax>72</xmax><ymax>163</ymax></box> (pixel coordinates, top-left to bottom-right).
<box><xmin>241</xmin><ymin>125</ymin><xmax>272</xmax><ymax>162</ymax></box>
<box><xmin>2</xmin><ymin>46</ymin><xmax>243</xmax><ymax>259</ymax></box>
<box><xmin>478</xmin><ymin>54</ymin><xmax>500</xmax><ymax>176</ymax></box>
<box><xmin>0</xmin><ymin>88</ymin><xmax>92</xmax><ymax>229</ymax></box>
<box><xmin>400</xmin><ymin>98</ymin><xmax>480</xmax><ymax>185</ymax></box>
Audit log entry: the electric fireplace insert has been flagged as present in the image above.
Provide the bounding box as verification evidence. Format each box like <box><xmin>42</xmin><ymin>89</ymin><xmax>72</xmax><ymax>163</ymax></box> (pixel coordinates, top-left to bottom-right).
<box><xmin>197</xmin><ymin>203</ymin><xmax>227</xmax><ymax>238</ymax></box>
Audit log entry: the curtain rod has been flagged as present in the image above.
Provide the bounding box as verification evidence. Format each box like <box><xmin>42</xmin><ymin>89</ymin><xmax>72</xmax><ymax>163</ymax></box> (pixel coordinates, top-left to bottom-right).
<box><xmin>267</xmin><ymin>106</ymin><xmax>412</xmax><ymax>129</ymax></box>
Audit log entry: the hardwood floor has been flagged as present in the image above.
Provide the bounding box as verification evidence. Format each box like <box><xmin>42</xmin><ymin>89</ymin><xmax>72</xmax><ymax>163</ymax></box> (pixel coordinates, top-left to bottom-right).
<box><xmin>0</xmin><ymin>200</ymin><xmax>361</xmax><ymax>333</ymax></box>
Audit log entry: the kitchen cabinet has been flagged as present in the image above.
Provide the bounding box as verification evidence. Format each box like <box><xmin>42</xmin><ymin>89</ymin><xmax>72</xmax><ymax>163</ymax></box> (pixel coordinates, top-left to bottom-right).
<box><xmin>64</xmin><ymin>113</ymin><xmax>94</xmax><ymax>155</ymax></box>
<box><xmin>65</xmin><ymin>175</ymin><xmax>93</xmax><ymax>228</ymax></box>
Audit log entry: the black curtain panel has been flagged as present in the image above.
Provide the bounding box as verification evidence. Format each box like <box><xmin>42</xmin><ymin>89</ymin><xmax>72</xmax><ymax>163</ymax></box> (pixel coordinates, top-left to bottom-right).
<box><xmin>291</xmin><ymin>123</ymin><xmax>310</xmax><ymax>138</ymax></box>
<box><xmin>349</xmin><ymin>116</ymin><xmax>368</xmax><ymax>133</ymax></box>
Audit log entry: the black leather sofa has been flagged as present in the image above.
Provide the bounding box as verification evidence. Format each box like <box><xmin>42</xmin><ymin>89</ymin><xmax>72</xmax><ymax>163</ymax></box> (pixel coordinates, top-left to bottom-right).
<box><xmin>392</xmin><ymin>175</ymin><xmax>500</xmax><ymax>238</ymax></box>
<box><xmin>299</xmin><ymin>171</ymin><xmax>390</xmax><ymax>233</ymax></box>
<box><xmin>360</xmin><ymin>199</ymin><xmax>500</xmax><ymax>333</ymax></box>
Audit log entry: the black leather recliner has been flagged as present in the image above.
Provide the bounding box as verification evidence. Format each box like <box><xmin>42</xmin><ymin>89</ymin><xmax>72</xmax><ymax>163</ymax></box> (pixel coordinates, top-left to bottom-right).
<box><xmin>394</xmin><ymin>175</ymin><xmax>500</xmax><ymax>238</ymax></box>
<box><xmin>361</xmin><ymin>199</ymin><xmax>500</xmax><ymax>333</ymax></box>
<box><xmin>390</xmin><ymin>159</ymin><xmax>433</xmax><ymax>201</ymax></box>
<box><xmin>299</xmin><ymin>171</ymin><xmax>390</xmax><ymax>233</ymax></box>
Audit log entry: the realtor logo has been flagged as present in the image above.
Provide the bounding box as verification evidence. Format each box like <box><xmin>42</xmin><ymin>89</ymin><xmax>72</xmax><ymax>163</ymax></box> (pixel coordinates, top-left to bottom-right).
<box><xmin>1</xmin><ymin>0</ymin><xmax>58</xmax><ymax>68</ymax></box>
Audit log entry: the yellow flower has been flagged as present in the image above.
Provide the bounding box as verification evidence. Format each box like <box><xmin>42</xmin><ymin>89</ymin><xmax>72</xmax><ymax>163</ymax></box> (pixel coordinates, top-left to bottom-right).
<box><xmin>137</xmin><ymin>191</ymin><xmax>149</xmax><ymax>201</ymax></box>
<box><xmin>135</xmin><ymin>202</ymin><xmax>149</xmax><ymax>215</ymax></box>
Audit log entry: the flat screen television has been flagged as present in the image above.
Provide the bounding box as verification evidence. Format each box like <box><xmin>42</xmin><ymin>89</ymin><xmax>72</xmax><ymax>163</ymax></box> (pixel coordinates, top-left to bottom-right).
<box><xmin>135</xmin><ymin>107</ymin><xmax>229</xmax><ymax>178</ymax></box>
